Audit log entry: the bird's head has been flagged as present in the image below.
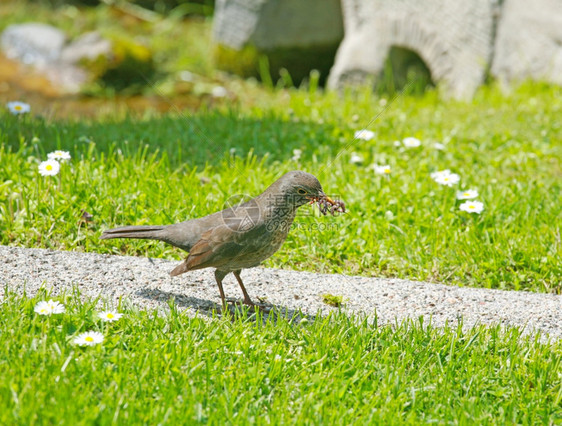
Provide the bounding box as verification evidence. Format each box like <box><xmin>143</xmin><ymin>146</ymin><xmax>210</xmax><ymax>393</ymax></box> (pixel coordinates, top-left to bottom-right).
<box><xmin>267</xmin><ymin>171</ymin><xmax>345</xmax><ymax>215</ymax></box>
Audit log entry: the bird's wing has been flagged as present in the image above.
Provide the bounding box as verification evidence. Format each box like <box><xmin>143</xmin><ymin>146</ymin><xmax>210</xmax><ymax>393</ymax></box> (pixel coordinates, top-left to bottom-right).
<box><xmin>184</xmin><ymin>226</ymin><xmax>244</xmax><ymax>270</ymax></box>
<box><xmin>172</xmin><ymin>218</ymin><xmax>269</xmax><ymax>274</ymax></box>
<box><xmin>168</xmin><ymin>199</ymin><xmax>271</xmax><ymax>276</ymax></box>
<box><xmin>163</xmin><ymin>199</ymin><xmax>261</xmax><ymax>252</ymax></box>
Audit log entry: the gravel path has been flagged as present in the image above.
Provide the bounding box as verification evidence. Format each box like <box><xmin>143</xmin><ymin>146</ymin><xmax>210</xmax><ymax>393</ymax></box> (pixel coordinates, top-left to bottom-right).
<box><xmin>1</xmin><ymin>245</ymin><xmax>561</xmax><ymax>339</ymax></box>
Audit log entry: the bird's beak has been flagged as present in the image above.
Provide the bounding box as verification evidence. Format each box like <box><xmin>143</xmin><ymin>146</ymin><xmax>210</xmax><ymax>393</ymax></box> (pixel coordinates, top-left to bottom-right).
<box><xmin>324</xmin><ymin>194</ymin><xmax>335</xmax><ymax>204</ymax></box>
<box><xmin>306</xmin><ymin>192</ymin><xmax>325</xmax><ymax>203</ymax></box>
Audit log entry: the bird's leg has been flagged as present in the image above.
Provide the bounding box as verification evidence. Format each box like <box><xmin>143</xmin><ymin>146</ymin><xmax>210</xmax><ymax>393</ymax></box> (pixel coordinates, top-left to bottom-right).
<box><xmin>214</xmin><ymin>270</ymin><xmax>228</xmax><ymax>310</ymax></box>
<box><xmin>233</xmin><ymin>270</ymin><xmax>255</xmax><ymax>306</ymax></box>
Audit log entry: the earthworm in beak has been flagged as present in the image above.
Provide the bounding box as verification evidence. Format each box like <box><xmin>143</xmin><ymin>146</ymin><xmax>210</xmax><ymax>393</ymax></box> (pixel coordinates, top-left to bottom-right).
<box><xmin>309</xmin><ymin>194</ymin><xmax>346</xmax><ymax>216</ymax></box>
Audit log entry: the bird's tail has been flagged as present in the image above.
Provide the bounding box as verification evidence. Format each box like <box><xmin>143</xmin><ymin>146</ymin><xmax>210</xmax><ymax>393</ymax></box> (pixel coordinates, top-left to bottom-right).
<box><xmin>170</xmin><ymin>261</ymin><xmax>189</xmax><ymax>276</ymax></box>
<box><xmin>100</xmin><ymin>225</ymin><xmax>166</xmax><ymax>241</ymax></box>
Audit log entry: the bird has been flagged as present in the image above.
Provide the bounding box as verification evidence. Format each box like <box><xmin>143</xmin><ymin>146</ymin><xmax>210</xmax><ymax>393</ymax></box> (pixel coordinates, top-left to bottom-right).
<box><xmin>100</xmin><ymin>170</ymin><xmax>345</xmax><ymax>309</ymax></box>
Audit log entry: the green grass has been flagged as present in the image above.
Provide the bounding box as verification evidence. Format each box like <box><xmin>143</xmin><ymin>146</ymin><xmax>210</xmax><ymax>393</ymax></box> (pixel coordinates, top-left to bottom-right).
<box><xmin>321</xmin><ymin>294</ymin><xmax>345</xmax><ymax>308</ymax></box>
<box><xmin>1</xmin><ymin>291</ymin><xmax>560</xmax><ymax>425</ymax></box>
<box><xmin>1</xmin><ymin>83</ymin><xmax>561</xmax><ymax>292</ymax></box>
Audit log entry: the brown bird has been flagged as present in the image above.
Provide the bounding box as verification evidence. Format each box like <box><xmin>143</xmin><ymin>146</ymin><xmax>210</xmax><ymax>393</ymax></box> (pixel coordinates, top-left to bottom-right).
<box><xmin>100</xmin><ymin>170</ymin><xmax>345</xmax><ymax>309</ymax></box>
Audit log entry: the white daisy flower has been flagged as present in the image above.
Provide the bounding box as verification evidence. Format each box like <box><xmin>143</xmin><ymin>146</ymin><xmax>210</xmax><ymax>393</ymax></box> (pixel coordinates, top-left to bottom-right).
<box><xmin>98</xmin><ymin>311</ymin><xmax>123</xmax><ymax>322</ymax></box>
<box><xmin>354</xmin><ymin>129</ymin><xmax>374</xmax><ymax>141</ymax></box>
<box><xmin>46</xmin><ymin>300</ymin><xmax>66</xmax><ymax>314</ymax></box>
<box><xmin>402</xmin><ymin>137</ymin><xmax>421</xmax><ymax>148</ymax></box>
<box><xmin>374</xmin><ymin>164</ymin><xmax>391</xmax><ymax>175</ymax></box>
<box><xmin>38</xmin><ymin>159</ymin><xmax>60</xmax><ymax>176</ymax></box>
<box><xmin>434</xmin><ymin>173</ymin><xmax>460</xmax><ymax>187</ymax></box>
<box><xmin>7</xmin><ymin>101</ymin><xmax>30</xmax><ymax>115</ymax></box>
<box><xmin>34</xmin><ymin>301</ymin><xmax>52</xmax><ymax>316</ymax></box>
<box><xmin>47</xmin><ymin>150</ymin><xmax>71</xmax><ymax>161</ymax></box>
<box><xmin>74</xmin><ymin>331</ymin><xmax>104</xmax><ymax>346</ymax></box>
<box><xmin>459</xmin><ymin>200</ymin><xmax>484</xmax><ymax>214</ymax></box>
<box><xmin>349</xmin><ymin>152</ymin><xmax>364</xmax><ymax>164</ymax></box>
<box><xmin>292</xmin><ymin>149</ymin><xmax>302</xmax><ymax>161</ymax></box>
<box><xmin>393</xmin><ymin>140</ymin><xmax>401</xmax><ymax>147</ymax></box>
<box><xmin>456</xmin><ymin>189</ymin><xmax>479</xmax><ymax>200</ymax></box>
<box><xmin>34</xmin><ymin>299</ymin><xmax>65</xmax><ymax>316</ymax></box>
<box><xmin>430</xmin><ymin>169</ymin><xmax>451</xmax><ymax>179</ymax></box>
<box><xmin>434</xmin><ymin>142</ymin><xmax>445</xmax><ymax>150</ymax></box>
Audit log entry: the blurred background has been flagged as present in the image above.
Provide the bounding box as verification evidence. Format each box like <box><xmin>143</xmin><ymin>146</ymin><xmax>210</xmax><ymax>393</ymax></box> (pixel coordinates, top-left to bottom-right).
<box><xmin>2</xmin><ymin>0</ymin><xmax>560</xmax><ymax>118</ymax></box>
<box><xmin>1</xmin><ymin>0</ymin><xmax>220</xmax><ymax>117</ymax></box>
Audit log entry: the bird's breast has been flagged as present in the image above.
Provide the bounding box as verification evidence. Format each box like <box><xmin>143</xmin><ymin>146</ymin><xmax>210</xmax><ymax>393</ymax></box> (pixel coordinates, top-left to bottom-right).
<box><xmin>222</xmin><ymin>210</ymin><xmax>296</xmax><ymax>270</ymax></box>
<box><xmin>256</xmin><ymin>211</ymin><xmax>296</xmax><ymax>255</ymax></box>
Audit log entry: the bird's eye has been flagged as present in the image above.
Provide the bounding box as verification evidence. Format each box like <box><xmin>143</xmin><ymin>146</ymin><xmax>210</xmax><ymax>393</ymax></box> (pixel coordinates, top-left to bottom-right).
<box><xmin>297</xmin><ymin>188</ymin><xmax>307</xmax><ymax>195</ymax></box>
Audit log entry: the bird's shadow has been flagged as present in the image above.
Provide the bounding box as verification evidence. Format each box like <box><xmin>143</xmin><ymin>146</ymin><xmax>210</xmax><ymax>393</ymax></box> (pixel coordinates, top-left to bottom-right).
<box><xmin>136</xmin><ymin>287</ymin><xmax>313</xmax><ymax>323</ymax></box>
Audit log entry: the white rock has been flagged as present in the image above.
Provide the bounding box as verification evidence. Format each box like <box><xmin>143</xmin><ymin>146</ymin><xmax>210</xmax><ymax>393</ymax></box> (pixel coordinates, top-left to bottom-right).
<box><xmin>1</xmin><ymin>23</ymin><xmax>66</xmax><ymax>67</ymax></box>
<box><xmin>491</xmin><ymin>0</ymin><xmax>562</xmax><ymax>87</ymax></box>
<box><xmin>328</xmin><ymin>0</ymin><xmax>495</xmax><ymax>99</ymax></box>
